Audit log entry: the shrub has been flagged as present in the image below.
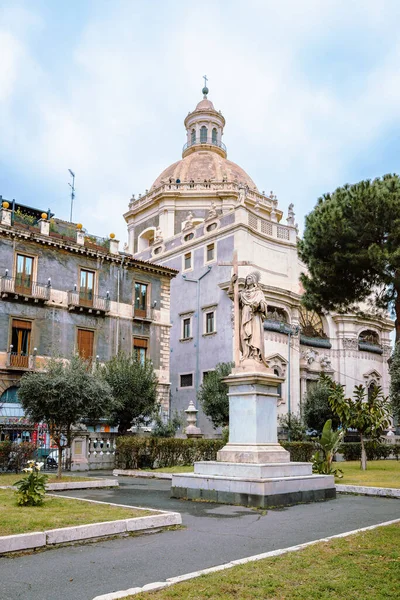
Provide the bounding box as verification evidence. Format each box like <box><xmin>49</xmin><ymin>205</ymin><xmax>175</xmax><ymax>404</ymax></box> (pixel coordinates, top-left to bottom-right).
<box><xmin>280</xmin><ymin>441</ymin><xmax>315</xmax><ymax>462</ymax></box>
<box><xmin>115</xmin><ymin>437</ymin><xmax>224</xmax><ymax>469</ymax></box>
<box><xmin>0</xmin><ymin>441</ymin><xmax>36</xmax><ymax>473</ymax></box>
<box><xmin>278</xmin><ymin>413</ymin><xmax>306</xmax><ymax>441</ymax></box>
<box><xmin>339</xmin><ymin>441</ymin><xmax>395</xmax><ymax>461</ymax></box>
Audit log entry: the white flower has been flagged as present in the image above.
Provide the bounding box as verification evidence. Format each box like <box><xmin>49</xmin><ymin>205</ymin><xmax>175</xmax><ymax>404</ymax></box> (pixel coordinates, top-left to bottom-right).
<box><xmin>23</xmin><ymin>467</ymin><xmax>33</xmax><ymax>473</ymax></box>
<box><xmin>35</xmin><ymin>462</ymin><xmax>44</xmax><ymax>470</ymax></box>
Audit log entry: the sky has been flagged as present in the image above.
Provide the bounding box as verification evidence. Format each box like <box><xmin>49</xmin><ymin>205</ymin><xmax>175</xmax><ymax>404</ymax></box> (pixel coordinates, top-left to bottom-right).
<box><xmin>1</xmin><ymin>0</ymin><xmax>400</xmax><ymax>245</ymax></box>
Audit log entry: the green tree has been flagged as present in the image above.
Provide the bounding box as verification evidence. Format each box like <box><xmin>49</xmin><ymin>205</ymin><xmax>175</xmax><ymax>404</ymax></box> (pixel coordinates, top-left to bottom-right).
<box><xmin>325</xmin><ymin>377</ymin><xmax>391</xmax><ymax>470</ymax></box>
<box><xmin>197</xmin><ymin>362</ymin><xmax>233</xmax><ymax>428</ymax></box>
<box><xmin>389</xmin><ymin>342</ymin><xmax>400</xmax><ymax>424</ymax></box>
<box><xmin>303</xmin><ymin>381</ymin><xmax>340</xmax><ymax>433</ymax></box>
<box><xmin>278</xmin><ymin>412</ymin><xmax>306</xmax><ymax>441</ymax></box>
<box><xmin>151</xmin><ymin>412</ymin><xmax>182</xmax><ymax>438</ymax></box>
<box><xmin>101</xmin><ymin>352</ymin><xmax>158</xmax><ymax>435</ymax></box>
<box><xmin>18</xmin><ymin>356</ymin><xmax>114</xmax><ymax>479</ymax></box>
<box><xmin>298</xmin><ymin>174</ymin><xmax>400</xmax><ymax>340</ymax></box>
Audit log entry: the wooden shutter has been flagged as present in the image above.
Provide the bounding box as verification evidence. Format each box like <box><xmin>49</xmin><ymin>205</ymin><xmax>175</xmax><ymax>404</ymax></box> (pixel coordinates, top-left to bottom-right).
<box><xmin>77</xmin><ymin>329</ymin><xmax>94</xmax><ymax>359</ymax></box>
<box><xmin>133</xmin><ymin>338</ymin><xmax>148</xmax><ymax>348</ymax></box>
<box><xmin>12</xmin><ymin>319</ymin><xmax>32</xmax><ymax>330</ymax></box>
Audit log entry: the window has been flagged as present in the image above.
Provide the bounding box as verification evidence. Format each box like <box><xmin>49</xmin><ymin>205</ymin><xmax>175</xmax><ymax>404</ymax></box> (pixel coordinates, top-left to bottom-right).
<box><xmin>274</xmin><ymin>368</ymin><xmax>282</xmax><ymax>399</ymax></box>
<box><xmin>206</xmin><ymin>243</ymin><xmax>215</xmax><ymax>262</ymax></box>
<box><xmin>79</xmin><ymin>269</ymin><xmax>95</xmax><ymax>307</ymax></box>
<box><xmin>15</xmin><ymin>254</ymin><xmax>34</xmax><ymax>294</ymax></box>
<box><xmin>10</xmin><ymin>319</ymin><xmax>32</xmax><ymax>368</ymax></box>
<box><xmin>77</xmin><ymin>328</ymin><xmax>94</xmax><ymax>360</ymax></box>
<box><xmin>134</xmin><ymin>282</ymin><xmax>148</xmax><ymax>318</ymax></box>
<box><xmin>205</xmin><ymin>311</ymin><xmax>215</xmax><ymax>334</ymax></box>
<box><xmin>180</xmin><ymin>373</ymin><xmax>193</xmax><ymax>388</ymax></box>
<box><xmin>182</xmin><ymin>317</ymin><xmax>191</xmax><ymax>339</ymax></box>
<box><xmin>184</xmin><ymin>233</ymin><xmax>194</xmax><ymax>242</ymax></box>
<box><xmin>212</xmin><ymin>128</ymin><xmax>217</xmax><ymax>144</ymax></box>
<box><xmin>206</xmin><ymin>222</ymin><xmax>217</xmax><ymax>232</ymax></box>
<box><xmin>184</xmin><ymin>252</ymin><xmax>192</xmax><ymax>271</ymax></box>
<box><xmin>200</xmin><ymin>126</ymin><xmax>207</xmax><ymax>143</ymax></box>
<box><xmin>191</xmin><ymin>129</ymin><xmax>196</xmax><ymax>144</ymax></box>
<box><xmin>133</xmin><ymin>337</ymin><xmax>148</xmax><ymax>364</ymax></box>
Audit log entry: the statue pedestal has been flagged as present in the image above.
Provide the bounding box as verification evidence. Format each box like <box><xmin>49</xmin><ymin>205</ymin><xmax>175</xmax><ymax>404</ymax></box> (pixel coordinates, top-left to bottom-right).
<box><xmin>171</xmin><ymin>370</ymin><xmax>335</xmax><ymax>508</ymax></box>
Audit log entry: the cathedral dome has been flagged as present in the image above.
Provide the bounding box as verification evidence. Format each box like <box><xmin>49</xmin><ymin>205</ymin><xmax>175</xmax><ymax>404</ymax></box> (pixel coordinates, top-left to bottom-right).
<box><xmin>151</xmin><ymin>83</ymin><xmax>258</xmax><ymax>191</ymax></box>
<box><xmin>151</xmin><ymin>150</ymin><xmax>258</xmax><ymax>191</ymax></box>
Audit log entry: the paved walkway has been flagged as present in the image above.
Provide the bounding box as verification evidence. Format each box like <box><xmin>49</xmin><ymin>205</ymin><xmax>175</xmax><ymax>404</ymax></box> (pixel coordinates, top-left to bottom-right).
<box><xmin>1</xmin><ymin>474</ymin><xmax>399</xmax><ymax>600</ymax></box>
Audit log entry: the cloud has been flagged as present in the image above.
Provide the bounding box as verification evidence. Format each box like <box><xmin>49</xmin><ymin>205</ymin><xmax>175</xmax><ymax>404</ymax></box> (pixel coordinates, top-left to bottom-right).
<box><xmin>1</xmin><ymin>0</ymin><xmax>400</xmax><ymax>242</ymax></box>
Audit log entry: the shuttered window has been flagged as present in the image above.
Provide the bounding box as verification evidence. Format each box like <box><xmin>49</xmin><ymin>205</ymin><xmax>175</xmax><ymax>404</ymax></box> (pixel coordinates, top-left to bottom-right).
<box><xmin>133</xmin><ymin>337</ymin><xmax>148</xmax><ymax>364</ymax></box>
<box><xmin>77</xmin><ymin>329</ymin><xmax>94</xmax><ymax>360</ymax></box>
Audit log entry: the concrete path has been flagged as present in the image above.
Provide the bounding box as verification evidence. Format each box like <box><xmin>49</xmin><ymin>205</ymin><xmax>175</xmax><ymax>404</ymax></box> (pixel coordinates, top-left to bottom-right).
<box><xmin>1</xmin><ymin>474</ymin><xmax>399</xmax><ymax>600</ymax></box>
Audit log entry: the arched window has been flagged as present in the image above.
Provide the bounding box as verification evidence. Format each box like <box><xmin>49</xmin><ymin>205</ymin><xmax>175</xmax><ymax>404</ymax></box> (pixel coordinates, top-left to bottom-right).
<box><xmin>359</xmin><ymin>330</ymin><xmax>382</xmax><ymax>354</ymax></box>
<box><xmin>138</xmin><ymin>228</ymin><xmax>156</xmax><ymax>252</ymax></box>
<box><xmin>191</xmin><ymin>129</ymin><xmax>196</xmax><ymax>144</ymax></box>
<box><xmin>200</xmin><ymin>126</ymin><xmax>207</xmax><ymax>143</ymax></box>
<box><xmin>299</xmin><ymin>307</ymin><xmax>326</xmax><ymax>338</ymax></box>
<box><xmin>212</xmin><ymin>128</ymin><xmax>217</xmax><ymax>144</ymax></box>
<box><xmin>359</xmin><ymin>330</ymin><xmax>379</xmax><ymax>345</ymax></box>
<box><xmin>266</xmin><ymin>306</ymin><xmax>288</xmax><ymax>323</ymax></box>
<box><xmin>368</xmin><ymin>381</ymin><xmax>378</xmax><ymax>400</ymax></box>
<box><xmin>0</xmin><ymin>386</ymin><xmax>19</xmax><ymax>403</ymax></box>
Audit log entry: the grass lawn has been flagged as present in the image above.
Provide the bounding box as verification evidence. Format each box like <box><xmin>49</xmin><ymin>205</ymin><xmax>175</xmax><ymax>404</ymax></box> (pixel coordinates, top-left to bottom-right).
<box><xmin>336</xmin><ymin>460</ymin><xmax>400</xmax><ymax>488</ymax></box>
<box><xmin>149</xmin><ymin>466</ymin><xmax>194</xmax><ymax>474</ymax></box>
<box><xmin>0</xmin><ymin>489</ymin><xmax>153</xmax><ymax>536</ymax></box>
<box><xmin>131</xmin><ymin>523</ymin><xmax>400</xmax><ymax>600</ymax></box>
<box><xmin>0</xmin><ymin>474</ymin><xmax>93</xmax><ymax>487</ymax></box>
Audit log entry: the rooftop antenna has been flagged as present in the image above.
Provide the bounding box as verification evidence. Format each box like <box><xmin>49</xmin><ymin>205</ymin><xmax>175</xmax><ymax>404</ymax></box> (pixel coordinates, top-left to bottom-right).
<box><xmin>68</xmin><ymin>169</ymin><xmax>75</xmax><ymax>222</ymax></box>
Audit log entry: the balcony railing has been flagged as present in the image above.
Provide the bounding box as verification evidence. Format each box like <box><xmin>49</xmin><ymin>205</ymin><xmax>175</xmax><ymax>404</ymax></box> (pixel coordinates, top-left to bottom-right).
<box><xmin>67</xmin><ymin>290</ymin><xmax>110</xmax><ymax>313</ymax></box>
<box><xmin>6</xmin><ymin>352</ymin><xmax>36</xmax><ymax>370</ymax></box>
<box><xmin>132</xmin><ymin>306</ymin><xmax>153</xmax><ymax>321</ymax></box>
<box><xmin>0</xmin><ymin>277</ymin><xmax>50</xmax><ymax>301</ymax></box>
<box><xmin>182</xmin><ymin>137</ymin><xmax>227</xmax><ymax>154</ymax></box>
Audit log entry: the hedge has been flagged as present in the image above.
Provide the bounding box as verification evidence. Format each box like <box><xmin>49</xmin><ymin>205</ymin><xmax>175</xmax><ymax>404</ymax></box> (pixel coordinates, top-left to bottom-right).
<box><xmin>0</xmin><ymin>441</ymin><xmax>36</xmax><ymax>473</ymax></box>
<box><xmin>115</xmin><ymin>437</ymin><xmax>225</xmax><ymax>469</ymax></box>
<box><xmin>280</xmin><ymin>441</ymin><xmax>315</xmax><ymax>462</ymax></box>
<box><xmin>339</xmin><ymin>442</ymin><xmax>400</xmax><ymax>461</ymax></box>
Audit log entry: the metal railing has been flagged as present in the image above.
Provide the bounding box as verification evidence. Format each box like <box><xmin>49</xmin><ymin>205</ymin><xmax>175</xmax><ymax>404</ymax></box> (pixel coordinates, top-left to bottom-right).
<box><xmin>6</xmin><ymin>352</ymin><xmax>36</xmax><ymax>370</ymax></box>
<box><xmin>182</xmin><ymin>137</ymin><xmax>227</xmax><ymax>153</ymax></box>
<box><xmin>0</xmin><ymin>277</ymin><xmax>51</xmax><ymax>301</ymax></box>
<box><xmin>67</xmin><ymin>290</ymin><xmax>110</xmax><ymax>312</ymax></box>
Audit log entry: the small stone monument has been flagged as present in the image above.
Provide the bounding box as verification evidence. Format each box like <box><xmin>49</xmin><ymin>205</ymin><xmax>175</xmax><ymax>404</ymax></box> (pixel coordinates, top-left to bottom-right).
<box><xmin>171</xmin><ymin>250</ymin><xmax>335</xmax><ymax>508</ymax></box>
<box><xmin>184</xmin><ymin>400</ymin><xmax>202</xmax><ymax>438</ymax></box>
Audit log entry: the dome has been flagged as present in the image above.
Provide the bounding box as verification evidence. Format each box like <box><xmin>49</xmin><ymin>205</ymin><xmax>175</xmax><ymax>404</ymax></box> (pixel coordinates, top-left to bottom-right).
<box><xmin>194</xmin><ymin>97</ymin><xmax>216</xmax><ymax>112</ymax></box>
<box><xmin>151</xmin><ymin>150</ymin><xmax>258</xmax><ymax>191</ymax></box>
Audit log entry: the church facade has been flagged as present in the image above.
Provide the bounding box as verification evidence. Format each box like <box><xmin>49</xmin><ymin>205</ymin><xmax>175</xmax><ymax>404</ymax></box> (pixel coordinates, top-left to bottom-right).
<box><xmin>124</xmin><ymin>86</ymin><xmax>393</xmax><ymax>436</ymax></box>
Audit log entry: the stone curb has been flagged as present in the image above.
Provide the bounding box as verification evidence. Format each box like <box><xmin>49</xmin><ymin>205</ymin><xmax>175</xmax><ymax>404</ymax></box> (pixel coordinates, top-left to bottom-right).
<box><xmin>336</xmin><ymin>484</ymin><xmax>400</xmax><ymax>498</ymax></box>
<box><xmin>46</xmin><ymin>478</ymin><xmax>119</xmax><ymax>491</ymax></box>
<box><xmin>0</xmin><ymin>496</ymin><xmax>182</xmax><ymax>555</ymax></box>
<box><xmin>0</xmin><ymin>478</ymin><xmax>118</xmax><ymax>491</ymax></box>
<box><xmin>91</xmin><ymin>517</ymin><xmax>400</xmax><ymax>600</ymax></box>
<box><xmin>113</xmin><ymin>469</ymin><xmax>173</xmax><ymax>480</ymax></box>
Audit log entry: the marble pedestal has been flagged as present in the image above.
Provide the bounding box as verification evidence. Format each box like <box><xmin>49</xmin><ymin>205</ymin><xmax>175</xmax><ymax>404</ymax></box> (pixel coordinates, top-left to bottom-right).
<box><xmin>171</xmin><ymin>370</ymin><xmax>335</xmax><ymax>508</ymax></box>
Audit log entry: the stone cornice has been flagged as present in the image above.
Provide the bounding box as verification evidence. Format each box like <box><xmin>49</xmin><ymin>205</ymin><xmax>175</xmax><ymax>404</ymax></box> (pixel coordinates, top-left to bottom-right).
<box><xmin>0</xmin><ymin>225</ymin><xmax>178</xmax><ymax>279</ymax></box>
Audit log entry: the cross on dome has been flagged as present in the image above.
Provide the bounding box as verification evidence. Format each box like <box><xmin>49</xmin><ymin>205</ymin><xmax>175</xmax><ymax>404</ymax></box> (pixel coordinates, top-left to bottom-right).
<box><xmin>202</xmin><ymin>75</ymin><xmax>209</xmax><ymax>97</ymax></box>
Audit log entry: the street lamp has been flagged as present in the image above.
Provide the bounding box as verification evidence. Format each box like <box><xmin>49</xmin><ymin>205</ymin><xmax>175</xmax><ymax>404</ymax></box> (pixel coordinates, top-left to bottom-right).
<box><xmin>279</xmin><ymin>322</ymin><xmax>300</xmax><ymax>441</ymax></box>
<box><xmin>182</xmin><ymin>266</ymin><xmax>212</xmax><ymax>406</ymax></box>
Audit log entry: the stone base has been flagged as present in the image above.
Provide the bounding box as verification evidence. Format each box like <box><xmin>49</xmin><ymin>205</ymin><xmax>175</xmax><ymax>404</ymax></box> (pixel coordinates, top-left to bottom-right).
<box><xmin>171</xmin><ymin>461</ymin><xmax>336</xmax><ymax>508</ymax></box>
<box><xmin>217</xmin><ymin>444</ymin><xmax>290</xmax><ymax>464</ymax></box>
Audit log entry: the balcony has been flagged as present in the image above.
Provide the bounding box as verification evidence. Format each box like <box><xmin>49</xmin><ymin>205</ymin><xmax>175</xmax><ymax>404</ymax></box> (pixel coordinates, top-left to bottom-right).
<box><xmin>0</xmin><ymin>276</ymin><xmax>50</xmax><ymax>302</ymax></box>
<box><xmin>132</xmin><ymin>306</ymin><xmax>153</xmax><ymax>321</ymax></box>
<box><xmin>67</xmin><ymin>290</ymin><xmax>110</xmax><ymax>315</ymax></box>
<box><xmin>6</xmin><ymin>351</ymin><xmax>36</xmax><ymax>371</ymax></box>
<box><xmin>182</xmin><ymin>137</ymin><xmax>227</xmax><ymax>158</ymax></box>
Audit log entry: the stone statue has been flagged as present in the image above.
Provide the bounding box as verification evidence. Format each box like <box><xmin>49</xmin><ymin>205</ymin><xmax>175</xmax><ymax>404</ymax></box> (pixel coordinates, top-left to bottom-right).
<box><xmin>237</xmin><ymin>185</ymin><xmax>247</xmax><ymax>205</ymax></box>
<box><xmin>287</xmin><ymin>203</ymin><xmax>295</xmax><ymax>226</ymax></box>
<box><xmin>154</xmin><ymin>225</ymin><xmax>163</xmax><ymax>242</ymax></box>
<box><xmin>206</xmin><ymin>202</ymin><xmax>218</xmax><ymax>220</ymax></box>
<box><xmin>230</xmin><ymin>271</ymin><xmax>268</xmax><ymax>364</ymax></box>
<box><xmin>184</xmin><ymin>211</ymin><xmax>194</xmax><ymax>230</ymax></box>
